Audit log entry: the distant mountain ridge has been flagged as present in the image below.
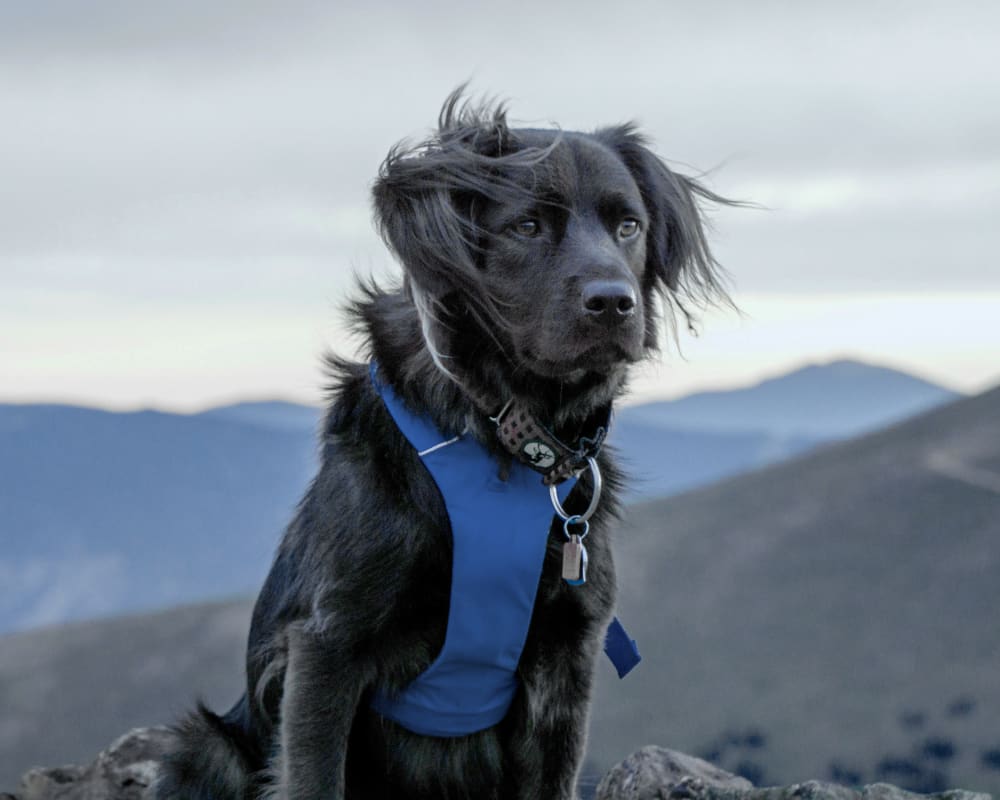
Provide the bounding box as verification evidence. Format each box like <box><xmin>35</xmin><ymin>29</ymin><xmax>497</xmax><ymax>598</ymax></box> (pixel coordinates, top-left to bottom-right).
<box><xmin>195</xmin><ymin>400</ymin><xmax>320</xmax><ymax>432</ymax></box>
<box><xmin>0</xmin><ymin>404</ymin><xmax>316</xmax><ymax>633</ymax></box>
<box><xmin>624</xmin><ymin>359</ymin><xmax>958</xmax><ymax>437</ymax></box>
<box><xmin>184</xmin><ymin>360</ymin><xmax>959</xmax><ymax>499</ymax></box>
<box><xmin>612</xmin><ymin>358</ymin><xmax>958</xmax><ymax>497</ymax></box>
<box><xmin>0</xmin><ymin>359</ymin><xmax>959</xmax><ymax>633</ymax></box>
<box><xmin>188</xmin><ymin>360</ymin><xmax>959</xmax><ymax>439</ymax></box>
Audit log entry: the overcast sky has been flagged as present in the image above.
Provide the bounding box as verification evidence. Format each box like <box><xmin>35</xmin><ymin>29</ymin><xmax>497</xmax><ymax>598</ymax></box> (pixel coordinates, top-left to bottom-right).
<box><xmin>2</xmin><ymin>1</ymin><xmax>998</xmax><ymax>409</ymax></box>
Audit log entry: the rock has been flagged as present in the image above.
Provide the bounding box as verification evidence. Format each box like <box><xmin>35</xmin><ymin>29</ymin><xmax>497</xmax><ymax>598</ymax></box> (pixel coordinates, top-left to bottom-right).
<box><xmin>5</xmin><ymin>734</ymin><xmax>993</xmax><ymax>800</ymax></box>
<box><xmin>595</xmin><ymin>745</ymin><xmax>994</xmax><ymax>800</ymax></box>
<box><xmin>9</xmin><ymin>727</ymin><xmax>172</xmax><ymax>800</ymax></box>
<box><xmin>595</xmin><ymin>745</ymin><xmax>755</xmax><ymax>799</ymax></box>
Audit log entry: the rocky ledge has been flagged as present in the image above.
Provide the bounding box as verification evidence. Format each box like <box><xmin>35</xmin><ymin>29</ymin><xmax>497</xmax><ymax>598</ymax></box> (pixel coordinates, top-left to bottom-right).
<box><xmin>3</xmin><ymin>730</ymin><xmax>993</xmax><ymax>800</ymax></box>
<box><xmin>2</xmin><ymin>728</ymin><xmax>170</xmax><ymax>800</ymax></box>
<box><xmin>594</xmin><ymin>746</ymin><xmax>992</xmax><ymax>800</ymax></box>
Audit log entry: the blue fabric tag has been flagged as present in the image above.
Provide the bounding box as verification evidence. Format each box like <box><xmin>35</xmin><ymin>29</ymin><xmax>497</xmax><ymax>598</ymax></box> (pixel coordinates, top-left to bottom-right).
<box><xmin>604</xmin><ymin>616</ymin><xmax>641</xmax><ymax>678</ymax></box>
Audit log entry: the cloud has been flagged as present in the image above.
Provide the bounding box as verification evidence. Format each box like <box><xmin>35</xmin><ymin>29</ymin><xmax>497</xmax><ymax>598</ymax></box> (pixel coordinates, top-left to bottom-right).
<box><xmin>1</xmin><ymin>1</ymin><xmax>998</xmax><ymax>407</ymax></box>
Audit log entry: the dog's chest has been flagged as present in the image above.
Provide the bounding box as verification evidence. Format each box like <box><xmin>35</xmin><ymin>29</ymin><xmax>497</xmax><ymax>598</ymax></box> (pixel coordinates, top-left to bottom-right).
<box><xmin>370</xmin><ymin>369</ymin><xmax>575</xmax><ymax>737</ymax></box>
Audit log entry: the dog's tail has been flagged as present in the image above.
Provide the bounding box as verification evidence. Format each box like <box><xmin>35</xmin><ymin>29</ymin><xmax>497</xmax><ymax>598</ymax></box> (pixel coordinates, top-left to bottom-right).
<box><xmin>156</xmin><ymin>694</ymin><xmax>261</xmax><ymax>800</ymax></box>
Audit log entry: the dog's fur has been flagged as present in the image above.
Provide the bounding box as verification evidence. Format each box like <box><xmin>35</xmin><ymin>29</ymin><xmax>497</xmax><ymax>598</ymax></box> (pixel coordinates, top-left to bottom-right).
<box><xmin>156</xmin><ymin>90</ymin><xmax>729</xmax><ymax>800</ymax></box>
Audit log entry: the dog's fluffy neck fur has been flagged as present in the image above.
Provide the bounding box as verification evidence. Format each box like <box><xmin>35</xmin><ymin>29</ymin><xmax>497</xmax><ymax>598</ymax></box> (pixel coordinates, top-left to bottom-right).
<box><xmin>357</xmin><ymin>284</ymin><xmax>628</xmax><ymax>457</ymax></box>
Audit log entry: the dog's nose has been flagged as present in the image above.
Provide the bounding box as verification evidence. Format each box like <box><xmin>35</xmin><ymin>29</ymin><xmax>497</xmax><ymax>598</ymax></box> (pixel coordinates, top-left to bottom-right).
<box><xmin>582</xmin><ymin>280</ymin><xmax>636</xmax><ymax>323</ymax></box>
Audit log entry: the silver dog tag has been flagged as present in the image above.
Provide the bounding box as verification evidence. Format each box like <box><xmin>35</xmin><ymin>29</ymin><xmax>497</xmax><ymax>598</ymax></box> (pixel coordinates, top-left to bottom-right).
<box><xmin>562</xmin><ymin>535</ymin><xmax>588</xmax><ymax>585</ymax></box>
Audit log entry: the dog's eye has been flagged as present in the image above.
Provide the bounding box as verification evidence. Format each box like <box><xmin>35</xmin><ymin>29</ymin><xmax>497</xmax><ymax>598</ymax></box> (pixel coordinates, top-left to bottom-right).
<box><xmin>512</xmin><ymin>219</ymin><xmax>541</xmax><ymax>238</ymax></box>
<box><xmin>618</xmin><ymin>218</ymin><xmax>640</xmax><ymax>238</ymax></box>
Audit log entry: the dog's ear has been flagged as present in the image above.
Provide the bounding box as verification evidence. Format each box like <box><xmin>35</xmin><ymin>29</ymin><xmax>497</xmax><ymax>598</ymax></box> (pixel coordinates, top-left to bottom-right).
<box><xmin>372</xmin><ymin>143</ymin><xmax>480</xmax><ymax>301</ymax></box>
<box><xmin>598</xmin><ymin>125</ymin><xmax>732</xmax><ymax>316</ymax></box>
<box><xmin>371</xmin><ymin>92</ymin><xmax>531</xmax><ymax>322</ymax></box>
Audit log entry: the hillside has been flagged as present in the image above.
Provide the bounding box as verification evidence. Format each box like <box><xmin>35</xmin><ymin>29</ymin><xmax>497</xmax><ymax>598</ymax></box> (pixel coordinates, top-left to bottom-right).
<box><xmin>1</xmin><ymin>386</ymin><xmax>997</xmax><ymax>792</ymax></box>
<box><xmin>0</xmin><ymin>598</ymin><xmax>253</xmax><ymax>788</ymax></box>
<box><xmin>589</xmin><ymin>384</ymin><xmax>1000</xmax><ymax>794</ymax></box>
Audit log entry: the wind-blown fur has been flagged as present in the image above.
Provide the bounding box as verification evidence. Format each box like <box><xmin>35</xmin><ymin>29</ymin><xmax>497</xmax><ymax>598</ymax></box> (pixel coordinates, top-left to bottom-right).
<box><xmin>156</xmin><ymin>89</ymin><xmax>730</xmax><ymax>800</ymax></box>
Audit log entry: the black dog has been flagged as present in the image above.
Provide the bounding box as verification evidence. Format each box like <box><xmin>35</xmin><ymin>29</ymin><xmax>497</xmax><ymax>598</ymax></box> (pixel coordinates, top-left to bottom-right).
<box><xmin>156</xmin><ymin>90</ymin><xmax>729</xmax><ymax>800</ymax></box>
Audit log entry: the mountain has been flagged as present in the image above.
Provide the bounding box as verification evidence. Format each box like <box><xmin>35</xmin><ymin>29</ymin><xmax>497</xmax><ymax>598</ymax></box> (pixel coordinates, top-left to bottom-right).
<box><xmin>191</xmin><ymin>400</ymin><xmax>823</xmax><ymax>501</ymax></box>
<box><xmin>195</xmin><ymin>400</ymin><xmax>320</xmax><ymax>433</ymax></box>
<box><xmin>187</xmin><ymin>361</ymin><xmax>957</xmax><ymax>500</ymax></box>
<box><xmin>623</xmin><ymin>359</ymin><xmax>959</xmax><ymax>437</ymax></box>
<box><xmin>0</xmin><ymin>598</ymin><xmax>253</xmax><ymax>789</ymax></box>
<box><xmin>588</xmin><ymin>383</ymin><xmax>1000</xmax><ymax>794</ymax></box>
<box><xmin>1</xmin><ymin>386</ymin><xmax>997</xmax><ymax>793</ymax></box>
<box><xmin>608</xmin><ymin>359</ymin><xmax>958</xmax><ymax>498</ymax></box>
<box><xmin>188</xmin><ymin>360</ymin><xmax>958</xmax><ymax>499</ymax></box>
<box><xmin>607</xmin><ymin>419</ymin><xmax>819</xmax><ymax>499</ymax></box>
<box><xmin>0</xmin><ymin>404</ymin><xmax>316</xmax><ymax>633</ymax></box>
<box><xmin>0</xmin><ymin>361</ymin><xmax>958</xmax><ymax>633</ymax></box>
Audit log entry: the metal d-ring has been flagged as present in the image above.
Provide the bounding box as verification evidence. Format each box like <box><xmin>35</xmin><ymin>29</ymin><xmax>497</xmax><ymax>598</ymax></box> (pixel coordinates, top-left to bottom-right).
<box><xmin>562</xmin><ymin>514</ymin><xmax>590</xmax><ymax>541</ymax></box>
<box><xmin>549</xmin><ymin>456</ymin><xmax>602</xmax><ymax>523</ymax></box>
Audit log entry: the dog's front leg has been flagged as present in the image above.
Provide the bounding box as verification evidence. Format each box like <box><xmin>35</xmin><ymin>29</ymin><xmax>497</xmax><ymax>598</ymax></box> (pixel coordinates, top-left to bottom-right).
<box><xmin>270</xmin><ymin>626</ymin><xmax>373</xmax><ymax>800</ymax></box>
<box><xmin>506</xmin><ymin>637</ymin><xmax>602</xmax><ymax>800</ymax></box>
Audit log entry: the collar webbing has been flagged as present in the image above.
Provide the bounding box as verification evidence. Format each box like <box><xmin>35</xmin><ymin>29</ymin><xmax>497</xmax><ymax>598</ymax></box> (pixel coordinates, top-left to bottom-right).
<box><xmin>493</xmin><ymin>399</ymin><xmax>610</xmax><ymax>486</ymax></box>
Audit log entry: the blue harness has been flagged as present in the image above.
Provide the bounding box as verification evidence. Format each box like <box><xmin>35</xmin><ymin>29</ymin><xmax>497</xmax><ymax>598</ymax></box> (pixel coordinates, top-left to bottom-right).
<box><xmin>370</xmin><ymin>365</ymin><xmax>639</xmax><ymax>738</ymax></box>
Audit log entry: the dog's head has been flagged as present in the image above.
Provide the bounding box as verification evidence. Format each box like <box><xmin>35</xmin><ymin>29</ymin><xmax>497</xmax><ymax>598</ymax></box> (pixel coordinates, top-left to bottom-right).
<box><xmin>372</xmin><ymin>91</ymin><xmax>730</xmax><ymax>418</ymax></box>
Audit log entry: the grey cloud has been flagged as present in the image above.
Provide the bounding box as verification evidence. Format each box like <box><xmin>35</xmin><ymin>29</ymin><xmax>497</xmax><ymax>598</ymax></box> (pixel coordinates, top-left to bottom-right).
<box><xmin>1</xmin><ymin>0</ymin><xmax>998</xmax><ymax>303</ymax></box>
